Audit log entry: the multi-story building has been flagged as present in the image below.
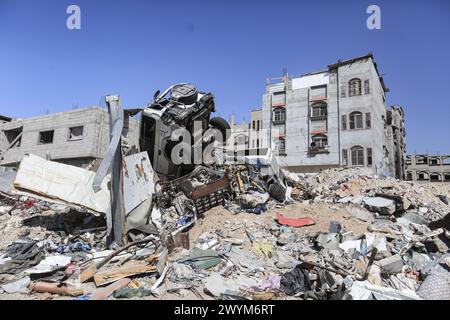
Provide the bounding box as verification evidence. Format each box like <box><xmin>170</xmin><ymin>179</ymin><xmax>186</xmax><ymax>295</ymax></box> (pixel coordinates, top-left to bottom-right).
<box><xmin>0</xmin><ymin>107</ymin><xmax>139</xmax><ymax>169</ymax></box>
<box><xmin>406</xmin><ymin>154</ymin><xmax>450</xmax><ymax>182</ymax></box>
<box><xmin>262</xmin><ymin>53</ymin><xmax>405</xmax><ymax>177</ymax></box>
<box><xmin>229</xmin><ymin>108</ymin><xmax>266</xmax><ymax>154</ymax></box>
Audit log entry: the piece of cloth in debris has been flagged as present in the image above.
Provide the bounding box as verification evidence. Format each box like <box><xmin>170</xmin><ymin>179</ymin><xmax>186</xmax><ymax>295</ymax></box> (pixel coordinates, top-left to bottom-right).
<box><xmin>55</xmin><ymin>241</ymin><xmax>91</xmax><ymax>254</ymax></box>
<box><xmin>242</xmin><ymin>274</ymin><xmax>281</xmax><ymax>293</ymax></box>
<box><xmin>349</xmin><ymin>280</ymin><xmax>422</xmax><ymax>300</ymax></box>
<box><xmin>416</xmin><ymin>271</ymin><xmax>450</xmax><ymax>300</ymax></box>
<box><xmin>205</xmin><ymin>272</ymin><xmax>259</xmax><ymax>297</ymax></box>
<box><xmin>183</xmin><ymin>248</ymin><xmax>221</xmax><ymax>270</ymax></box>
<box><xmin>0</xmin><ymin>240</ymin><xmax>45</xmax><ymax>274</ymax></box>
<box><xmin>277</xmin><ymin>213</ymin><xmax>315</xmax><ymax>228</ymax></box>
<box><xmin>280</xmin><ymin>265</ymin><xmax>311</xmax><ymax>295</ymax></box>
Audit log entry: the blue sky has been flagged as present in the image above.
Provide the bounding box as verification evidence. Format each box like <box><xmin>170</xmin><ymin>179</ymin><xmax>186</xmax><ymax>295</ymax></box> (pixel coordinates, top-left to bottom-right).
<box><xmin>0</xmin><ymin>0</ymin><xmax>449</xmax><ymax>154</ymax></box>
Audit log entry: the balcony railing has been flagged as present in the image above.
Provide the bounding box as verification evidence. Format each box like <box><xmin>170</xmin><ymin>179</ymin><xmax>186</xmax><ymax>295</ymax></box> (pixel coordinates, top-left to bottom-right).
<box><xmin>310</xmin><ymin>114</ymin><xmax>327</xmax><ymax>121</ymax></box>
<box><xmin>308</xmin><ymin>146</ymin><xmax>329</xmax><ymax>155</ymax></box>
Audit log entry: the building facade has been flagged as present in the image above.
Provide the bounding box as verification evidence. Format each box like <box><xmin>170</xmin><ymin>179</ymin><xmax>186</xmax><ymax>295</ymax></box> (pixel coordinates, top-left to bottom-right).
<box><xmin>385</xmin><ymin>106</ymin><xmax>406</xmax><ymax>179</ymax></box>
<box><xmin>229</xmin><ymin>109</ymin><xmax>266</xmax><ymax>154</ymax></box>
<box><xmin>406</xmin><ymin>154</ymin><xmax>450</xmax><ymax>182</ymax></box>
<box><xmin>0</xmin><ymin>107</ymin><xmax>139</xmax><ymax>169</ymax></box>
<box><xmin>262</xmin><ymin>53</ymin><xmax>405</xmax><ymax>177</ymax></box>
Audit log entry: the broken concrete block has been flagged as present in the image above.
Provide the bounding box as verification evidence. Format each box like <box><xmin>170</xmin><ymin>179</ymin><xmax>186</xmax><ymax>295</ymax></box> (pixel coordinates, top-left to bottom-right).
<box><xmin>348</xmin><ymin>207</ymin><xmax>373</xmax><ymax>222</ymax></box>
<box><xmin>363</xmin><ymin>197</ymin><xmax>396</xmax><ymax>215</ymax></box>
<box><xmin>376</xmin><ymin>254</ymin><xmax>404</xmax><ymax>274</ymax></box>
<box><xmin>277</xmin><ymin>232</ymin><xmax>296</xmax><ymax>245</ymax></box>
<box><xmin>0</xmin><ymin>276</ymin><xmax>30</xmax><ymax>294</ymax></box>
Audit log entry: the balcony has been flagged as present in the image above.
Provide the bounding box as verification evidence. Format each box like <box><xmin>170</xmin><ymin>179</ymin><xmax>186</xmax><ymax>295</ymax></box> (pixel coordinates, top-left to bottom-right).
<box><xmin>308</xmin><ymin>146</ymin><xmax>330</xmax><ymax>155</ymax></box>
<box><xmin>310</xmin><ymin>114</ymin><xmax>327</xmax><ymax>121</ymax></box>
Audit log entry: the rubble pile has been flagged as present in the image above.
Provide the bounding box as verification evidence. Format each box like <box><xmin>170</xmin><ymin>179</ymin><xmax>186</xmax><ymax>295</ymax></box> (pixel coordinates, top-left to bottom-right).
<box><xmin>0</xmin><ymin>162</ymin><xmax>450</xmax><ymax>300</ymax></box>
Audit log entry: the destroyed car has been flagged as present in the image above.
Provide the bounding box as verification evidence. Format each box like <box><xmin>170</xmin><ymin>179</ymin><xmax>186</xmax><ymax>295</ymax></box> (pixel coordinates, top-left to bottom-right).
<box><xmin>139</xmin><ymin>83</ymin><xmax>230</xmax><ymax>179</ymax></box>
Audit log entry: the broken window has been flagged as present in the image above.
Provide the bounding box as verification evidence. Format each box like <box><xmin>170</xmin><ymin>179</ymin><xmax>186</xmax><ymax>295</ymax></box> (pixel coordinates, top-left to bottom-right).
<box><xmin>417</xmin><ymin>171</ymin><xmax>428</xmax><ymax>180</ymax></box>
<box><xmin>430</xmin><ymin>173</ymin><xmax>441</xmax><ymax>181</ymax></box>
<box><xmin>406</xmin><ymin>171</ymin><xmax>412</xmax><ymax>181</ymax></box>
<box><xmin>4</xmin><ymin>127</ymin><xmax>23</xmax><ymax>148</ymax></box>
<box><xmin>341</xmin><ymin>115</ymin><xmax>347</xmax><ymax>130</ymax></box>
<box><xmin>273</xmin><ymin>108</ymin><xmax>286</xmax><ymax>123</ymax></box>
<box><xmin>444</xmin><ymin>173</ymin><xmax>450</xmax><ymax>181</ymax></box>
<box><xmin>348</xmin><ymin>78</ymin><xmax>362</xmax><ymax>96</ymax></box>
<box><xmin>406</xmin><ymin>156</ymin><xmax>412</xmax><ymax>165</ymax></box>
<box><xmin>443</xmin><ymin>157</ymin><xmax>450</xmax><ymax>165</ymax></box>
<box><xmin>342</xmin><ymin>149</ymin><xmax>348</xmax><ymax>166</ymax></box>
<box><xmin>257</xmin><ymin>139</ymin><xmax>260</xmax><ymax>148</ymax></box>
<box><xmin>416</xmin><ymin>156</ymin><xmax>428</xmax><ymax>165</ymax></box>
<box><xmin>366</xmin><ymin>112</ymin><xmax>371</xmax><ymax>129</ymax></box>
<box><xmin>367</xmin><ymin>147</ymin><xmax>373</xmax><ymax>165</ymax></box>
<box><xmin>257</xmin><ymin>120</ymin><xmax>260</xmax><ymax>131</ymax></box>
<box><xmin>364</xmin><ymin>80</ymin><xmax>370</xmax><ymax>94</ymax></box>
<box><xmin>311</xmin><ymin>134</ymin><xmax>328</xmax><ymax>150</ymax></box>
<box><xmin>351</xmin><ymin>146</ymin><xmax>364</xmax><ymax>166</ymax></box>
<box><xmin>252</xmin><ymin>121</ymin><xmax>256</xmax><ymax>130</ymax></box>
<box><xmin>69</xmin><ymin>126</ymin><xmax>84</xmax><ymax>141</ymax></box>
<box><xmin>38</xmin><ymin>130</ymin><xmax>54</xmax><ymax>144</ymax></box>
<box><xmin>429</xmin><ymin>158</ymin><xmax>440</xmax><ymax>166</ymax></box>
<box><xmin>349</xmin><ymin>112</ymin><xmax>363</xmax><ymax>129</ymax></box>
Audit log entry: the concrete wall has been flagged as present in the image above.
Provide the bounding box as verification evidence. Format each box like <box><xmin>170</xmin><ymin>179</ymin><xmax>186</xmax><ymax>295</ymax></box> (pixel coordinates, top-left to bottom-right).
<box><xmin>0</xmin><ymin>107</ymin><xmax>139</xmax><ymax>168</ymax></box>
<box><xmin>406</xmin><ymin>155</ymin><xmax>450</xmax><ymax>182</ymax></box>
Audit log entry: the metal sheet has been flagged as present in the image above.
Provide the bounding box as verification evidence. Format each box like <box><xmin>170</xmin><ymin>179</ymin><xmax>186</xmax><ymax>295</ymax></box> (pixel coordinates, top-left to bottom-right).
<box><xmin>13</xmin><ymin>154</ymin><xmax>110</xmax><ymax>215</ymax></box>
<box><xmin>123</xmin><ymin>152</ymin><xmax>154</xmax><ymax>215</ymax></box>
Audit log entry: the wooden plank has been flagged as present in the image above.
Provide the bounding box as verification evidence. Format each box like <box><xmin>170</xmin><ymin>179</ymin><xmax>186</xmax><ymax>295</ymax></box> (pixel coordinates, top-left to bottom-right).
<box><xmin>94</xmin><ymin>262</ymin><xmax>157</xmax><ymax>287</ymax></box>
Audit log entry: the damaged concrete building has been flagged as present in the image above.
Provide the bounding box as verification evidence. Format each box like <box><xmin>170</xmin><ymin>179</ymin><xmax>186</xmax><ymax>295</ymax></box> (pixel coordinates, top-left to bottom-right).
<box><xmin>261</xmin><ymin>53</ymin><xmax>406</xmax><ymax>178</ymax></box>
<box><xmin>0</xmin><ymin>107</ymin><xmax>139</xmax><ymax>169</ymax></box>
<box><xmin>406</xmin><ymin>154</ymin><xmax>450</xmax><ymax>182</ymax></box>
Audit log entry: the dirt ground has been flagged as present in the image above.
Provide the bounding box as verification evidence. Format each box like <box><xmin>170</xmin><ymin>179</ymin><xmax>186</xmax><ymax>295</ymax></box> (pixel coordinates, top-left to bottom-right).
<box><xmin>0</xmin><ymin>200</ymin><xmax>372</xmax><ymax>300</ymax></box>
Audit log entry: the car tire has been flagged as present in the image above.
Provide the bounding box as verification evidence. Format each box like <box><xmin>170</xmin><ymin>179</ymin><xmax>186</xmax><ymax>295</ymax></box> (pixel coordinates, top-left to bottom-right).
<box><xmin>209</xmin><ymin>117</ymin><xmax>230</xmax><ymax>143</ymax></box>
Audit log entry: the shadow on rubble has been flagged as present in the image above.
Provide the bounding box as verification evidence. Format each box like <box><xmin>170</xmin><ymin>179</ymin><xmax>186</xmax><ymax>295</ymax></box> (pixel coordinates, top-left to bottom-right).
<box><xmin>21</xmin><ymin>210</ymin><xmax>106</xmax><ymax>236</ymax></box>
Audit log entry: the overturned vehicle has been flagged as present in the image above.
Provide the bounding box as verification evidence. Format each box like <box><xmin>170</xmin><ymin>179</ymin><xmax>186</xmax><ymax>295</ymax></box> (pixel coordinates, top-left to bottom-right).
<box><xmin>139</xmin><ymin>83</ymin><xmax>230</xmax><ymax>179</ymax></box>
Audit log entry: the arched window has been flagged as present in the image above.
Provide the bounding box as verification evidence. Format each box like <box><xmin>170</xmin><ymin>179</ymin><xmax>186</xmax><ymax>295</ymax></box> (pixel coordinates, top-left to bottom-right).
<box><xmin>311</xmin><ymin>134</ymin><xmax>328</xmax><ymax>150</ymax></box>
<box><xmin>311</xmin><ymin>102</ymin><xmax>327</xmax><ymax>119</ymax></box>
<box><xmin>351</xmin><ymin>146</ymin><xmax>364</xmax><ymax>166</ymax></box>
<box><xmin>234</xmin><ymin>134</ymin><xmax>247</xmax><ymax>146</ymax></box>
<box><xmin>348</xmin><ymin>78</ymin><xmax>362</xmax><ymax>96</ymax></box>
<box><xmin>349</xmin><ymin>111</ymin><xmax>363</xmax><ymax>129</ymax></box>
<box><xmin>273</xmin><ymin>107</ymin><xmax>286</xmax><ymax>123</ymax></box>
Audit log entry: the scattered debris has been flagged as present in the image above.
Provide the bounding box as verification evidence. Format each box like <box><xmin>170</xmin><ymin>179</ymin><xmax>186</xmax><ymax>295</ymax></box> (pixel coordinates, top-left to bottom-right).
<box><xmin>1</xmin><ymin>92</ymin><xmax>449</xmax><ymax>300</ymax></box>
